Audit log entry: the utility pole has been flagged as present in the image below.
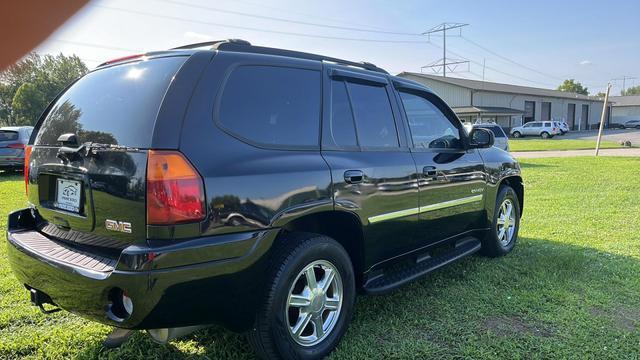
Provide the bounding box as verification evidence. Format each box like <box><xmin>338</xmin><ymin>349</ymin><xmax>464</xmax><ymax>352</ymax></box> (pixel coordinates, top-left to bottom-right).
<box><xmin>422</xmin><ymin>23</ymin><xmax>469</xmax><ymax>77</ymax></box>
<box><xmin>612</xmin><ymin>76</ymin><xmax>637</xmax><ymax>94</ymax></box>
<box><xmin>595</xmin><ymin>83</ymin><xmax>612</xmax><ymax>156</ymax></box>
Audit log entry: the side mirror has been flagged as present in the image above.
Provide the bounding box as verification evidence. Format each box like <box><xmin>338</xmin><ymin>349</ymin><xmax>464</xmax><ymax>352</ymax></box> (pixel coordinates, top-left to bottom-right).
<box><xmin>469</xmin><ymin>128</ymin><xmax>495</xmax><ymax>149</ymax></box>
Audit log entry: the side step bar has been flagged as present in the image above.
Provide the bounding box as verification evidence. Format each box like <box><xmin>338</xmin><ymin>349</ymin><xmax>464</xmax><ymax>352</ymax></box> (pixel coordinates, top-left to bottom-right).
<box><xmin>363</xmin><ymin>237</ymin><xmax>482</xmax><ymax>294</ymax></box>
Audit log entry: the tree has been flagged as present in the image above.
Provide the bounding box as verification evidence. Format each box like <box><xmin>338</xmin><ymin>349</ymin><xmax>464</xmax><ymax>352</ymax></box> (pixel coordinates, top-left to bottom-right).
<box><xmin>595</xmin><ymin>92</ymin><xmax>607</xmax><ymax>98</ymax></box>
<box><xmin>0</xmin><ymin>53</ymin><xmax>87</xmax><ymax>126</ymax></box>
<box><xmin>557</xmin><ymin>79</ymin><xmax>589</xmax><ymax>96</ymax></box>
<box><xmin>621</xmin><ymin>86</ymin><xmax>640</xmax><ymax>96</ymax></box>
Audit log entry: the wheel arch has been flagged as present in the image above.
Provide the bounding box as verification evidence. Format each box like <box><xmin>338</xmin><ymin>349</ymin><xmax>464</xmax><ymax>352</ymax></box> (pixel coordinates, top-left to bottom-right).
<box><xmin>499</xmin><ymin>175</ymin><xmax>524</xmax><ymax>215</ymax></box>
<box><xmin>276</xmin><ymin>210</ymin><xmax>366</xmax><ymax>284</ymax></box>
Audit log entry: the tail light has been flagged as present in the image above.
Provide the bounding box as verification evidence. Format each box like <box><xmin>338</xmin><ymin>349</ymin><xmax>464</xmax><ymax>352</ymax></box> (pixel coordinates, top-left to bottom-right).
<box><xmin>146</xmin><ymin>150</ymin><xmax>205</xmax><ymax>225</ymax></box>
<box><xmin>8</xmin><ymin>143</ymin><xmax>25</xmax><ymax>149</ymax></box>
<box><xmin>24</xmin><ymin>145</ymin><xmax>32</xmax><ymax>196</ymax></box>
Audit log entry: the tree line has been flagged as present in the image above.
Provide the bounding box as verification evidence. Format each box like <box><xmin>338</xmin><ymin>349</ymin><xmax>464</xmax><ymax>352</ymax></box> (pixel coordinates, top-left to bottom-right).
<box><xmin>0</xmin><ymin>53</ymin><xmax>87</xmax><ymax>127</ymax></box>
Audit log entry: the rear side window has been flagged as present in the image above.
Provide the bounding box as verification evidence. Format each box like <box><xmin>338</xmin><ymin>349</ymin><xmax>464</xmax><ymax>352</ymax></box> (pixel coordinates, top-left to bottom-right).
<box><xmin>218</xmin><ymin>66</ymin><xmax>321</xmax><ymax>148</ymax></box>
<box><xmin>34</xmin><ymin>57</ymin><xmax>187</xmax><ymax>148</ymax></box>
<box><xmin>478</xmin><ymin>125</ymin><xmax>506</xmax><ymax>138</ymax></box>
<box><xmin>0</xmin><ymin>130</ymin><xmax>18</xmax><ymax>141</ymax></box>
<box><xmin>544</xmin><ymin>122</ymin><xmax>551</xmax><ymax>127</ymax></box>
<box><xmin>346</xmin><ymin>81</ymin><xmax>399</xmax><ymax>148</ymax></box>
<box><xmin>328</xmin><ymin>80</ymin><xmax>358</xmax><ymax>147</ymax></box>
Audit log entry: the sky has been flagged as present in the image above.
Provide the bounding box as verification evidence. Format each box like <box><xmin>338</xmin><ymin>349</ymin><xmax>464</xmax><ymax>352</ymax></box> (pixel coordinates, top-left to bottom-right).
<box><xmin>36</xmin><ymin>0</ymin><xmax>640</xmax><ymax>95</ymax></box>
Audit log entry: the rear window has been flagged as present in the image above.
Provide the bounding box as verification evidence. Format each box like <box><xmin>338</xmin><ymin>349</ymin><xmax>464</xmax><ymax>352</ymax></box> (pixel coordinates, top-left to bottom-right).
<box><xmin>477</xmin><ymin>125</ymin><xmax>505</xmax><ymax>138</ymax></box>
<box><xmin>34</xmin><ymin>56</ymin><xmax>186</xmax><ymax>148</ymax></box>
<box><xmin>0</xmin><ymin>130</ymin><xmax>19</xmax><ymax>141</ymax></box>
<box><xmin>544</xmin><ymin>122</ymin><xmax>551</xmax><ymax>127</ymax></box>
<box><xmin>218</xmin><ymin>65</ymin><xmax>321</xmax><ymax>148</ymax></box>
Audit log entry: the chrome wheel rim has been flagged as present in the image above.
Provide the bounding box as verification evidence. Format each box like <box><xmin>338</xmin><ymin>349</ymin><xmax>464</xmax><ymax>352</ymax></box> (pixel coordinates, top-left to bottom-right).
<box><xmin>496</xmin><ymin>199</ymin><xmax>516</xmax><ymax>246</ymax></box>
<box><xmin>286</xmin><ymin>260</ymin><xmax>343</xmax><ymax>347</ymax></box>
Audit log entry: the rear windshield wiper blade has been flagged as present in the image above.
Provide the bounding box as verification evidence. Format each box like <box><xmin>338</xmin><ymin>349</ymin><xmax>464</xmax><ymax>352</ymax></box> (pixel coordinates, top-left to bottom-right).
<box><xmin>84</xmin><ymin>143</ymin><xmax>140</xmax><ymax>155</ymax></box>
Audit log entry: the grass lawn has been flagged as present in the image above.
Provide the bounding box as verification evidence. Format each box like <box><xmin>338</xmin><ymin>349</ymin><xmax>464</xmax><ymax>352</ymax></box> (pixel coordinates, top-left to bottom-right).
<box><xmin>1</xmin><ymin>156</ymin><xmax>640</xmax><ymax>359</ymax></box>
<box><xmin>509</xmin><ymin>138</ymin><xmax>622</xmax><ymax>152</ymax></box>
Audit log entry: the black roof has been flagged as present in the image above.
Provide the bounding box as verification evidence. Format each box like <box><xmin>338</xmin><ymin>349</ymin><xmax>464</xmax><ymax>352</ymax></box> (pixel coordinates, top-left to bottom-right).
<box><xmin>172</xmin><ymin>39</ymin><xmax>388</xmax><ymax>74</ymax></box>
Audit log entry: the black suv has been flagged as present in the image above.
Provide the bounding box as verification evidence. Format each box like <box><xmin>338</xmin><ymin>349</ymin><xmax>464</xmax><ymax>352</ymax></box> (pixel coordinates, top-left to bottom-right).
<box><xmin>7</xmin><ymin>40</ymin><xmax>523</xmax><ymax>360</ymax></box>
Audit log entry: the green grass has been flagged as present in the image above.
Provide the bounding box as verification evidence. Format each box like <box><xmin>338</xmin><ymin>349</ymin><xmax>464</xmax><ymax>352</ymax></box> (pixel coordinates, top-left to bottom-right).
<box><xmin>509</xmin><ymin>138</ymin><xmax>622</xmax><ymax>152</ymax></box>
<box><xmin>1</xmin><ymin>157</ymin><xmax>640</xmax><ymax>359</ymax></box>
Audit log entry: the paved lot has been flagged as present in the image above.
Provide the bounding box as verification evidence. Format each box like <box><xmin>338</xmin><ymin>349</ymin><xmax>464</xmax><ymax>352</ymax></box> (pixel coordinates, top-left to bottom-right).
<box><xmin>561</xmin><ymin>128</ymin><xmax>640</xmax><ymax>144</ymax></box>
<box><xmin>512</xmin><ymin>147</ymin><xmax>640</xmax><ymax>158</ymax></box>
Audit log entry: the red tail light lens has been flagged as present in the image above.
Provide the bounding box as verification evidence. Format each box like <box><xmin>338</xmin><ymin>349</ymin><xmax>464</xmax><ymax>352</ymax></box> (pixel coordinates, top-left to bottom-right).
<box><xmin>24</xmin><ymin>145</ymin><xmax>32</xmax><ymax>196</ymax></box>
<box><xmin>146</xmin><ymin>150</ymin><xmax>205</xmax><ymax>225</ymax></box>
<box><xmin>8</xmin><ymin>143</ymin><xmax>25</xmax><ymax>149</ymax></box>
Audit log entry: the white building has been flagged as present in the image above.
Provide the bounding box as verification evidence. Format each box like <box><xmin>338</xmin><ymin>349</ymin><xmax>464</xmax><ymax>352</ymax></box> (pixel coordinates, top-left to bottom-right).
<box><xmin>609</xmin><ymin>95</ymin><xmax>640</xmax><ymax>126</ymax></box>
<box><xmin>397</xmin><ymin>73</ymin><xmax>609</xmax><ymax>131</ymax></box>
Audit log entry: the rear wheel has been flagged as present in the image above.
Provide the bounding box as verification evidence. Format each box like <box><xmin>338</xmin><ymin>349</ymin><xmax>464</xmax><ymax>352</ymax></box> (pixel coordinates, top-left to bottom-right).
<box><xmin>512</xmin><ymin>131</ymin><xmax>522</xmax><ymax>138</ymax></box>
<box><xmin>247</xmin><ymin>233</ymin><xmax>355</xmax><ymax>360</ymax></box>
<box><xmin>482</xmin><ymin>185</ymin><xmax>520</xmax><ymax>257</ymax></box>
<box><xmin>541</xmin><ymin>132</ymin><xmax>550</xmax><ymax>139</ymax></box>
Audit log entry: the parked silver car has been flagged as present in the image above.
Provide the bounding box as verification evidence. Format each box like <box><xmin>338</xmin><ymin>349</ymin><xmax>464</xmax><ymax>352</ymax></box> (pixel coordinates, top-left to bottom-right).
<box><xmin>510</xmin><ymin>121</ymin><xmax>560</xmax><ymax>139</ymax></box>
<box><xmin>624</xmin><ymin>120</ymin><xmax>640</xmax><ymax>129</ymax></box>
<box><xmin>474</xmin><ymin>124</ymin><xmax>509</xmax><ymax>151</ymax></box>
<box><xmin>555</xmin><ymin>121</ymin><xmax>569</xmax><ymax>135</ymax></box>
<box><xmin>0</xmin><ymin>126</ymin><xmax>33</xmax><ymax>170</ymax></box>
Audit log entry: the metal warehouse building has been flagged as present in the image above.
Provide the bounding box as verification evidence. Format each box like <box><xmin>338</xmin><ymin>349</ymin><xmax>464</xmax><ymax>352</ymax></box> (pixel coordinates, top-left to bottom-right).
<box><xmin>609</xmin><ymin>95</ymin><xmax>640</xmax><ymax>126</ymax></box>
<box><xmin>398</xmin><ymin>73</ymin><xmax>608</xmax><ymax>131</ymax></box>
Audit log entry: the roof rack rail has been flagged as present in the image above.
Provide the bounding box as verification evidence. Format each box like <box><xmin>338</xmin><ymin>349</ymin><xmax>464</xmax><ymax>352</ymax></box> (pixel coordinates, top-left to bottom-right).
<box><xmin>171</xmin><ymin>39</ymin><xmax>251</xmax><ymax>50</ymax></box>
<box><xmin>171</xmin><ymin>39</ymin><xmax>388</xmax><ymax>74</ymax></box>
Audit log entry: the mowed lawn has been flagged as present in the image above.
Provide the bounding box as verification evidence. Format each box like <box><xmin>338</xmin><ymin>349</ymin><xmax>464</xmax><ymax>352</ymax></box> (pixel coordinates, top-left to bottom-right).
<box><xmin>509</xmin><ymin>138</ymin><xmax>622</xmax><ymax>152</ymax></box>
<box><xmin>1</xmin><ymin>156</ymin><xmax>640</xmax><ymax>359</ymax></box>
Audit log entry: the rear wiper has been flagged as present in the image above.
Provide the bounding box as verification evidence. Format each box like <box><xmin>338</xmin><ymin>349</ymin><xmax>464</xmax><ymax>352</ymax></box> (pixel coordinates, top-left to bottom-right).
<box><xmin>57</xmin><ymin>142</ymin><xmax>140</xmax><ymax>163</ymax></box>
<box><xmin>84</xmin><ymin>142</ymin><xmax>140</xmax><ymax>155</ymax></box>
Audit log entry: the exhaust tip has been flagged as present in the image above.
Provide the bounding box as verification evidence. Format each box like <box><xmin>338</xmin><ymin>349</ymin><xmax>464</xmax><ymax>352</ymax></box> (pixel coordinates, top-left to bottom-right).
<box><xmin>106</xmin><ymin>287</ymin><xmax>133</xmax><ymax>322</ymax></box>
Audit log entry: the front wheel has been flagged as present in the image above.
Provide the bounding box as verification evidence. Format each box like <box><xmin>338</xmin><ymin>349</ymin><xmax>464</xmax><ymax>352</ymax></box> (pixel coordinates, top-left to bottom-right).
<box><xmin>481</xmin><ymin>185</ymin><xmax>521</xmax><ymax>257</ymax></box>
<box><xmin>512</xmin><ymin>131</ymin><xmax>522</xmax><ymax>138</ymax></box>
<box><xmin>247</xmin><ymin>233</ymin><xmax>355</xmax><ymax>360</ymax></box>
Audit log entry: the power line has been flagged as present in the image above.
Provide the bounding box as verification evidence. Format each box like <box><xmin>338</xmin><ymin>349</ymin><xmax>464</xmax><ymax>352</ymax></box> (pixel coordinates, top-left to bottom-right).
<box><xmin>232</xmin><ymin>0</ymin><xmax>396</xmax><ymax>33</ymax></box>
<box><xmin>96</xmin><ymin>5</ymin><xmax>428</xmax><ymax>44</ymax></box>
<box><xmin>51</xmin><ymin>39</ymin><xmax>141</xmax><ymax>52</ymax></box>
<box><xmin>428</xmin><ymin>42</ymin><xmax>558</xmax><ymax>88</ymax></box>
<box><xmin>460</xmin><ymin>36</ymin><xmax>564</xmax><ymax>81</ymax></box>
<box><xmin>156</xmin><ymin>0</ymin><xmax>421</xmax><ymax>36</ymax></box>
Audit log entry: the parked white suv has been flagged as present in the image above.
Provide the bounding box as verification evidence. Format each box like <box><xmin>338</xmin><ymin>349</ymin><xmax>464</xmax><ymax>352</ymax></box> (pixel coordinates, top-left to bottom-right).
<box><xmin>511</xmin><ymin>121</ymin><xmax>560</xmax><ymax>139</ymax></box>
<box><xmin>471</xmin><ymin>124</ymin><xmax>509</xmax><ymax>151</ymax></box>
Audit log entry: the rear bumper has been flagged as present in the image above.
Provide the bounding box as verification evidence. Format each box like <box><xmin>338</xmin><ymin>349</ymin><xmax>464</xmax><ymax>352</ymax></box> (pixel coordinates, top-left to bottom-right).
<box><xmin>6</xmin><ymin>208</ymin><xmax>277</xmax><ymax>331</ymax></box>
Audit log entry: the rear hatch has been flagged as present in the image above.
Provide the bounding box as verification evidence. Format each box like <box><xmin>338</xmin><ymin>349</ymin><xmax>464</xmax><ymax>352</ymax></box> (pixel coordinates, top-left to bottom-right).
<box><xmin>0</xmin><ymin>129</ymin><xmax>24</xmax><ymax>161</ymax></box>
<box><xmin>28</xmin><ymin>56</ymin><xmax>188</xmax><ymax>249</ymax></box>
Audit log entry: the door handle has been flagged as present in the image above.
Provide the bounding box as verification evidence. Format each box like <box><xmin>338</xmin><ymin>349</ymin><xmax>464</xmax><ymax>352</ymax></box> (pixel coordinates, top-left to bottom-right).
<box><xmin>423</xmin><ymin>166</ymin><xmax>438</xmax><ymax>179</ymax></box>
<box><xmin>344</xmin><ymin>170</ymin><xmax>364</xmax><ymax>184</ymax></box>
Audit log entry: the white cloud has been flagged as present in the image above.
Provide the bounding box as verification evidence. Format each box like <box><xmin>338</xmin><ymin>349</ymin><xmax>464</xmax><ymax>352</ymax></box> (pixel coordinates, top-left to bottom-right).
<box><xmin>579</xmin><ymin>60</ymin><xmax>593</xmax><ymax>66</ymax></box>
<box><xmin>184</xmin><ymin>31</ymin><xmax>212</xmax><ymax>42</ymax></box>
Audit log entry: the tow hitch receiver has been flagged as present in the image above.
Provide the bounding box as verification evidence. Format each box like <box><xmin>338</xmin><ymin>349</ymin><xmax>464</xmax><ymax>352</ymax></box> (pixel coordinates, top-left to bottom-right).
<box><xmin>29</xmin><ymin>288</ymin><xmax>61</xmax><ymax>314</ymax></box>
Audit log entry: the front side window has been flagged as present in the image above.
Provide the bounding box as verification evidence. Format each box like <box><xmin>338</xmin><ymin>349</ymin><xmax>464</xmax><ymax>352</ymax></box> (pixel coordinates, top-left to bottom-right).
<box><xmin>346</xmin><ymin>81</ymin><xmax>399</xmax><ymax>148</ymax></box>
<box><xmin>219</xmin><ymin>66</ymin><xmax>321</xmax><ymax>147</ymax></box>
<box><xmin>399</xmin><ymin>91</ymin><xmax>461</xmax><ymax>149</ymax></box>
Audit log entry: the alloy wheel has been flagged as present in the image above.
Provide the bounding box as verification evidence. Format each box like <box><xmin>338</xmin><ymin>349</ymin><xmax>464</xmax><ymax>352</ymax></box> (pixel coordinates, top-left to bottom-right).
<box><xmin>286</xmin><ymin>260</ymin><xmax>343</xmax><ymax>347</ymax></box>
<box><xmin>496</xmin><ymin>199</ymin><xmax>516</xmax><ymax>246</ymax></box>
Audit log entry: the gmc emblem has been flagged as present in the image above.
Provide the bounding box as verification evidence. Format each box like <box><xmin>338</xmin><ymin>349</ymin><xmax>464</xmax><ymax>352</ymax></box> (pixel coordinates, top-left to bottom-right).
<box><xmin>105</xmin><ymin>219</ymin><xmax>132</xmax><ymax>234</ymax></box>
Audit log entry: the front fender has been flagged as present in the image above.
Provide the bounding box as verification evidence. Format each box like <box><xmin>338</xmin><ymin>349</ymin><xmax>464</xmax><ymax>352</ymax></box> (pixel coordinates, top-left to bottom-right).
<box><xmin>478</xmin><ymin>147</ymin><xmax>523</xmax><ymax>224</ymax></box>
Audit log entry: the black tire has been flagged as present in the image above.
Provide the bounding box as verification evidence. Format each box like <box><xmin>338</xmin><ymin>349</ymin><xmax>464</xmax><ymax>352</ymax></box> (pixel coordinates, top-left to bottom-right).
<box><xmin>481</xmin><ymin>185</ymin><xmax>521</xmax><ymax>257</ymax></box>
<box><xmin>512</xmin><ymin>131</ymin><xmax>521</xmax><ymax>138</ymax></box>
<box><xmin>541</xmin><ymin>132</ymin><xmax>550</xmax><ymax>139</ymax></box>
<box><xmin>247</xmin><ymin>233</ymin><xmax>355</xmax><ymax>360</ymax></box>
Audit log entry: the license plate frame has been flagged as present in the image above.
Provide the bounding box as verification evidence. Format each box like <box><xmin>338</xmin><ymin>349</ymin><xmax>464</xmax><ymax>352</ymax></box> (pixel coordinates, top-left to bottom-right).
<box><xmin>54</xmin><ymin>179</ymin><xmax>82</xmax><ymax>213</ymax></box>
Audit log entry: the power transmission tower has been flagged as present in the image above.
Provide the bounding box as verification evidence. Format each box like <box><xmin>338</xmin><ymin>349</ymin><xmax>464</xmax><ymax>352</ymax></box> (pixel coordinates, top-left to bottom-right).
<box><xmin>422</xmin><ymin>22</ymin><xmax>469</xmax><ymax>77</ymax></box>
<box><xmin>612</xmin><ymin>76</ymin><xmax>637</xmax><ymax>94</ymax></box>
